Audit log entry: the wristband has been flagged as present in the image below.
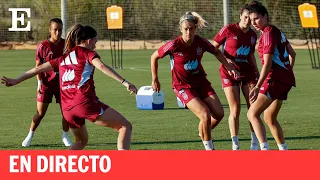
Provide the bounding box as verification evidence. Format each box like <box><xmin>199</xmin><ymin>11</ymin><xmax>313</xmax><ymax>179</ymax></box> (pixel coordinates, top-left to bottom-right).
<box><xmin>37</xmin><ymin>80</ymin><xmax>42</xmax><ymax>91</ymax></box>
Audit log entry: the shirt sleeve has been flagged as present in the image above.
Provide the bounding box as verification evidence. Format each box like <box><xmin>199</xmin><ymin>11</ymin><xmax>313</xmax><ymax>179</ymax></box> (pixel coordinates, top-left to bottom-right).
<box><xmin>262</xmin><ymin>30</ymin><xmax>277</xmax><ymax>54</ymax></box>
<box><xmin>87</xmin><ymin>51</ymin><xmax>101</xmax><ymax>65</ymax></box>
<box><xmin>36</xmin><ymin>43</ymin><xmax>43</xmax><ymax>62</ymax></box>
<box><xmin>158</xmin><ymin>40</ymin><xmax>175</xmax><ymax>58</ymax></box>
<box><xmin>213</xmin><ymin>26</ymin><xmax>229</xmax><ymax>45</ymax></box>
<box><xmin>49</xmin><ymin>57</ymin><xmax>60</xmax><ymax>72</ymax></box>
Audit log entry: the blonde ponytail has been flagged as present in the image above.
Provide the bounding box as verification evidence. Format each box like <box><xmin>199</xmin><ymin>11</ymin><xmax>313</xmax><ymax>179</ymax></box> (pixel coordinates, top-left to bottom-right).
<box><xmin>179</xmin><ymin>11</ymin><xmax>208</xmax><ymax>30</ymax></box>
<box><xmin>190</xmin><ymin>12</ymin><xmax>208</xmax><ymax>30</ymax></box>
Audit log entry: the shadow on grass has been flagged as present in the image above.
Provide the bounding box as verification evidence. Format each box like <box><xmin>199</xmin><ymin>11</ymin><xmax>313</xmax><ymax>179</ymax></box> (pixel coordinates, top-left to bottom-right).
<box><xmin>222</xmin><ymin>104</ymin><xmax>248</xmax><ymax>108</ymax></box>
<box><xmin>1</xmin><ymin>135</ymin><xmax>319</xmax><ymax>149</ymax></box>
<box><xmin>163</xmin><ymin>104</ymin><xmax>248</xmax><ymax>110</ymax></box>
<box><xmin>130</xmin><ymin>135</ymin><xmax>320</xmax><ymax>145</ymax></box>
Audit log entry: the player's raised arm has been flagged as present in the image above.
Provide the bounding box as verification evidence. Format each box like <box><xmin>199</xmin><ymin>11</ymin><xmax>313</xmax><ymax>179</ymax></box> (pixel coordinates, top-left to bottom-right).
<box><xmin>1</xmin><ymin>62</ymin><xmax>54</xmax><ymax>87</ymax></box>
<box><xmin>91</xmin><ymin>57</ymin><xmax>137</xmax><ymax>94</ymax></box>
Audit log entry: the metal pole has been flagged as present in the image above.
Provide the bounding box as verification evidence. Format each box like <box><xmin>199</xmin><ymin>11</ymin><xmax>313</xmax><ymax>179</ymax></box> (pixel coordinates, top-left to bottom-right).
<box><xmin>117</xmin><ymin>30</ymin><xmax>120</xmax><ymax>69</ymax></box>
<box><xmin>110</xmin><ymin>31</ymin><xmax>114</xmax><ymax>68</ymax></box>
<box><xmin>113</xmin><ymin>30</ymin><xmax>117</xmax><ymax>68</ymax></box>
<box><xmin>315</xmin><ymin>28</ymin><xmax>320</xmax><ymax>69</ymax></box>
<box><xmin>309</xmin><ymin>29</ymin><xmax>317</xmax><ymax>68</ymax></box>
<box><xmin>61</xmin><ymin>0</ymin><xmax>67</xmax><ymax>39</ymax></box>
<box><xmin>115</xmin><ymin>0</ymin><xmax>119</xmax><ymax>67</ymax></box>
<box><xmin>223</xmin><ymin>0</ymin><xmax>230</xmax><ymax>26</ymax></box>
<box><xmin>121</xmin><ymin>29</ymin><xmax>123</xmax><ymax>69</ymax></box>
<box><xmin>304</xmin><ymin>29</ymin><xmax>314</xmax><ymax>68</ymax></box>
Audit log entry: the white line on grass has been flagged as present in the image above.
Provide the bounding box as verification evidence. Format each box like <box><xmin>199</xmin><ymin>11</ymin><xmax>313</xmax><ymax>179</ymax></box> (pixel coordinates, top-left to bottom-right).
<box><xmin>127</xmin><ymin>67</ymin><xmax>168</xmax><ymax>71</ymax></box>
<box><xmin>127</xmin><ymin>67</ymin><xmax>150</xmax><ymax>71</ymax></box>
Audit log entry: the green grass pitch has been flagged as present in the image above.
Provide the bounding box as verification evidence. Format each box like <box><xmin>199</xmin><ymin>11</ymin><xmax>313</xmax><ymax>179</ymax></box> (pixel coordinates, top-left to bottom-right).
<box><xmin>0</xmin><ymin>49</ymin><xmax>319</xmax><ymax>150</ymax></box>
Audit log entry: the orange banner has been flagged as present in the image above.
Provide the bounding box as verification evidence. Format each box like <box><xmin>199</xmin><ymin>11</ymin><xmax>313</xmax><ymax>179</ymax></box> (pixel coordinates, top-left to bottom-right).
<box><xmin>0</xmin><ymin>150</ymin><xmax>319</xmax><ymax>180</ymax></box>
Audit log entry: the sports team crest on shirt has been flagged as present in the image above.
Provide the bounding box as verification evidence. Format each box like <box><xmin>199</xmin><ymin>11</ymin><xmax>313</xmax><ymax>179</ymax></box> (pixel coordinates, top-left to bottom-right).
<box><xmin>179</xmin><ymin>89</ymin><xmax>188</xmax><ymax>100</ymax></box>
<box><xmin>178</xmin><ymin>52</ymin><xmax>183</xmax><ymax>56</ymax></box>
<box><xmin>196</xmin><ymin>47</ymin><xmax>202</xmax><ymax>55</ymax></box>
<box><xmin>223</xmin><ymin>78</ymin><xmax>229</xmax><ymax>84</ymax></box>
<box><xmin>251</xmin><ymin>36</ymin><xmax>255</xmax><ymax>45</ymax></box>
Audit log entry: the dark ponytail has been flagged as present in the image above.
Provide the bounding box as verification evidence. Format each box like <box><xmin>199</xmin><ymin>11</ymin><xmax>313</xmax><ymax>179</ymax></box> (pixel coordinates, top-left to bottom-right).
<box><xmin>64</xmin><ymin>24</ymin><xmax>97</xmax><ymax>53</ymax></box>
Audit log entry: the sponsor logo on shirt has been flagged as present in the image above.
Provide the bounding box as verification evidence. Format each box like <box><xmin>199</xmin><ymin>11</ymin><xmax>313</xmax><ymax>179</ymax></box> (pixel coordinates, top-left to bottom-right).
<box><xmin>62</xmin><ymin>84</ymin><xmax>76</xmax><ymax>90</ymax></box>
<box><xmin>184</xmin><ymin>60</ymin><xmax>199</xmax><ymax>71</ymax></box>
<box><xmin>196</xmin><ymin>47</ymin><xmax>202</xmax><ymax>55</ymax></box>
<box><xmin>236</xmin><ymin>45</ymin><xmax>250</xmax><ymax>56</ymax></box>
<box><xmin>233</xmin><ymin>36</ymin><xmax>238</xmax><ymax>40</ymax></box>
<box><xmin>235</xmin><ymin>58</ymin><xmax>248</xmax><ymax>63</ymax></box>
<box><xmin>61</xmin><ymin>69</ymin><xmax>75</xmax><ymax>83</ymax></box>
<box><xmin>61</xmin><ymin>69</ymin><xmax>76</xmax><ymax>90</ymax></box>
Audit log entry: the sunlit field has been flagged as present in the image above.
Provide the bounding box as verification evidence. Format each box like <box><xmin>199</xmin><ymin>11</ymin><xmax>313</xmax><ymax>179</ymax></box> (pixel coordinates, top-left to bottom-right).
<box><xmin>0</xmin><ymin>49</ymin><xmax>319</xmax><ymax>150</ymax></box>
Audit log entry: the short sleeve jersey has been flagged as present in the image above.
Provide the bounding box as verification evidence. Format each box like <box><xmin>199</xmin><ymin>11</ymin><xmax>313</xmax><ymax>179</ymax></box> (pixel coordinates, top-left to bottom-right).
<box><xmin>158</xmin><ymin>35</ymin><xmax>218</xmax><ymax>89</ymax></box>
<box><xmin>257</xmin><ymin>25</ymin><xmax>295</xmax><ymax>86</ymax></box>
<box><xmin>36</xmin><ymin>39</ymin><xmax>65</xmax><ymax>87</ymax></box>
<box><xmin>214</xmin><ymin>23</ymin><xmax>257</xmax><ymax>79</ymax></box>
<box><xmin>49</xmin><ymin>46</ymin><xmax>100</xmax><ymax>111</ymax></box>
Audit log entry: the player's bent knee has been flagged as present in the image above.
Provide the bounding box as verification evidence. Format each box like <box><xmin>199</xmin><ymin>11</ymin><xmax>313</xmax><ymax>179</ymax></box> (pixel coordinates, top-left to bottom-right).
<box><xmin>35</xmin><ymin>110</ymin><xmax>46</xmax><ymax>118</ymax></box>
<box><xmin>126</xmin><ymin>121</ymin><xmax>132</xmax><ymax>130</ymax></box>
<box><xmin>247</xmin><ymin>110</ymin><xmax>254</xmax><ymax>122</ymax></box>
<box><xmin>81</xmin><ymin>139</ymin><xmax>88</xmax><ymax>147</ymax></box>
<box><xmin>216</xmin><ymin>109</ymin><xmax>224</xmax><ymax>121</ymax></box>
<box><xmin>113</xmin><ymin>119</ymin><xmax>132</xmax><ymax>132</ymax></box>
<box><xmin>122</xmin><ymin>120</ymin><xmax>132</xmax><ymax>132</ymax></box>
<box><xmin>198</xmin><ymin>111</ymin><xmax>211</xmax><ymax>123</ymax></box>
<box><xmin>33</xmin><ymin>114</ymin><xmax>45</xmax><ymax>122</ymax></box>
<box><xmin>263</xmin><ymin>117</ymin><xmax>277</xmax><ymax>126</ymax></box>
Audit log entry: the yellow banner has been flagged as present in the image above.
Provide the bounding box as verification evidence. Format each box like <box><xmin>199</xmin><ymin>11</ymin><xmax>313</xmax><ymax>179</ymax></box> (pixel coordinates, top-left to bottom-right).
<box><xmin>298</xmin><ymin>3</ymin><xmax>319</xmax><ymax>28</ymax></box>
<box><xmin>106</xmin><ymin>5</ymin><xmax>123</xmax><ymax>29</ymax></box>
